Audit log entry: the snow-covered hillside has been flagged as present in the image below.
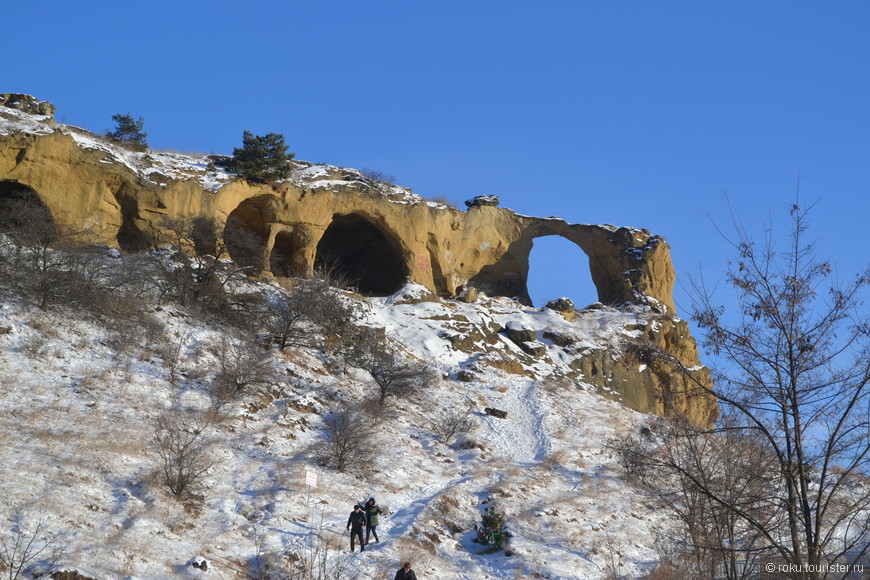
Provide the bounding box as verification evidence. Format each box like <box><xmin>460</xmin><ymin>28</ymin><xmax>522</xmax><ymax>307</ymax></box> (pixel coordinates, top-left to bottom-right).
<box><xmin>0</xmin><ymin>98</ymin><xmax>680</xmax><ymax>579</ymax></box>
<box><xmin>0</xmin><ymin>268</ymin><xmax>675</xmax><ymax>579</ymax></box>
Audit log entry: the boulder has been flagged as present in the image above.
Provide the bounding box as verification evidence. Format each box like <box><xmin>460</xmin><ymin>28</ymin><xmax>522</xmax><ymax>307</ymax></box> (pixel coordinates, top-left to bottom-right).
<box><xmin>544</xmin><ymin>297</ymin><xmax>576</xmax><ymax>321</ymax></box>
<box><xmin>455</xmin><ymin>285</ymin><xmax>479</xmax><ymax>303</ymax></box>
<box><xmin>519</xmin><ymin>340</ymin><xmax>547</xmax><ymax>357</ymax></box>
<box><xmin>544</xmin><ymin>297</ymin><xmax>574</xmax><ymax>313</ymax></box>
<box><xmin>188</xmin><ymin>556</ymin><xmax>209</xmax><ymax>571</ymax></box>
<box><xmin>505</xmin><ymin>321</ymin><xmax>536</xmax><ymax>344</ymax></box>
<box><xmin>465</xmin><ymin>194</ymin><xmax>500</xmax><ymax>208</ymax></box>
<box><xmin>484</xmin><ymin>407</ymin><xmax>508</xmax><ymax>419</ymax></box>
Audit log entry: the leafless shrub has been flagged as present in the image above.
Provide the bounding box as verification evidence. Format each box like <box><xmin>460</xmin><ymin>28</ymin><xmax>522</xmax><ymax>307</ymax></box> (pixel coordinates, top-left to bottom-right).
<box><xmin>133</xmin><ymin>216</ymin><xmax>266</xmax><ymax>327</ymax></box>
<box><xmin>0</xmin><ymin>513</ymin><xmax>65</xmax><ymax>580</ymax></box>
<box><xmin>269</xmin><ymin>274</ymin><xmax>355</xmax><ymax>351</ymax></box>
<box><xmin>317</xmin><ymin>401</ymin><xmax>377</xmax><ymax>473</ymax></box>
<box><xmin>150</xmin><ymin>409</ymin><xmax>216</xmax><ymax>499</ymax></box>
<box><xmin>596</xmin><ymin>528</ymin><xmax>627</xmax><ymax>580</ymax></box>
<box><xmin>359</xmin><ymin>168</ymin><xmax>396</xmax><ymax>185</ymax></box>
<box><xmin>19</xmin><ymin>333</ymin><xmax>49</xmax><ymax>359</ymax></box>
<box><xmin>640</xmin><ymin>539</ymin><xmax>708</xmax><ymax>580</ymax></box>
<box><xmin>609</xmin><ymin>429</ymin><xmax>653</xmax><ymax>480</ymax></box>
<box><xmin>162</xmin><ymin>333</ymin><xmax>188</xmax><ymax>386</ymax></box>
<box><xmin>346</xmin><ymin>334</ymin><xmax>437</xmax><ymax>407</ymax></box>
<box><xmin>211</xmin><ymin>340</ymin><xmax>277</xmax><ymax>405</ymax></box>
<box><xmin>246</xmin><ymin>528</ymin><xmax>361</xmax><ymax>580</ymax></box>
<box><xmin>432</xmin><ymin>407</ymin><xmax>475</xmax><ymax>445</ymax></box>
<box><xmin>0</xmin><ymin>225</ymin><xmax>112</xmax><ymax>311</ymax></box>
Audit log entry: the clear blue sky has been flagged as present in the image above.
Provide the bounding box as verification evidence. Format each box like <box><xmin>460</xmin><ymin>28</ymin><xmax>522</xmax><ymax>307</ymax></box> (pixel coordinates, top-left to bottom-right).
<box><xmin>7</xmin><ymin>1</ymin><xmax>870</xmax><ymax>316</ymax></box>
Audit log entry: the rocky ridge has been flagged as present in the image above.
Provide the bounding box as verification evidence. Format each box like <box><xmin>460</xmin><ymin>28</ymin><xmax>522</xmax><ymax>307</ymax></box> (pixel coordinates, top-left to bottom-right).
<box><xmin>0</xmin><ymin>95</ymin><xmax>715</xmax><ymax>426</ymax></box>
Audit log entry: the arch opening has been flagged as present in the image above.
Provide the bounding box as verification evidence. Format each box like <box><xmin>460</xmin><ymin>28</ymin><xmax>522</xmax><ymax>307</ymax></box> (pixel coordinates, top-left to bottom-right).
<box><xmin>314</xmin><ymin>213</ymin><xmax>408</xmax><ymax>295</ymax></box>
<box><xmin>224</xmin><ymin>196</ymin><xmax>274</xmax><ymax>273</ymax></box>
<box><xmin>0</xmin><ymin>180</ymin><xmax>56</xmax><ymax>244</ymax></box>
<box><xmin>269</xmin><ymin>230</ymin><xmax>306</xmax><ymax>278</ymax></box>
<box><xmin>527</xmin><ymin>235</ymin><xmax>598</xmax><ymax>308</ymax></box>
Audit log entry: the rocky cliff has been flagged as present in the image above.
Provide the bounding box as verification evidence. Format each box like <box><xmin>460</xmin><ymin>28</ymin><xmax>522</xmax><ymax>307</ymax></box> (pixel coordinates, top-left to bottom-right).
<box><xmin>0</xmin><ymin>95</ymin><xmax>716</xmax><ymax>426</ymax></box>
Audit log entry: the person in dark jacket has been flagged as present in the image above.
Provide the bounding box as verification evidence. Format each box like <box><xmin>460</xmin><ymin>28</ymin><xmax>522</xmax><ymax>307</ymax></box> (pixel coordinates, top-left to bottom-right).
<box><xmin>394</xmin><ymin>562</ymin><xmax>417</xmax><ymax>580</ymax></box>
<box><xmin>362</xmin><ymin>497</ymin><xmax>382</xmax><ymax>545</ymax></box>
<box><xmin>346</xmin><ymin>504</ymin><xmax>367</xmax><ymax>552</ymax></box>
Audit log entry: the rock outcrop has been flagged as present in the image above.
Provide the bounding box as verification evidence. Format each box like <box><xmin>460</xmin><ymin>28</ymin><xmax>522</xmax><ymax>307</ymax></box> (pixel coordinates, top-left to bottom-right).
<box><xmin>0</xmin><ymin>96</ymin><xmax>716</xmax><ymax>426</ymax></box>
<box><xmin>0</xmin><ymin>94</ymin><xmax>56</xmax><ymax>119</ymax></box>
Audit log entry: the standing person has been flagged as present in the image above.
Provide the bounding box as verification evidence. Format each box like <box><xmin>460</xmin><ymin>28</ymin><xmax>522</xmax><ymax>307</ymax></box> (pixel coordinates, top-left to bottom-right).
<box><xmin>346</xmin><ymin>504</ymin><xmax>367</xmax><ymax>552</ymax></box>
<box><xmin>394</xmin><ymin>562</ymin><xmax>417</xmax><ymax>580</ymax></box>
<box><xmin>362</xmin><ymin>497</ymin><xmax>382</xmax><ymax>545</ymax></box>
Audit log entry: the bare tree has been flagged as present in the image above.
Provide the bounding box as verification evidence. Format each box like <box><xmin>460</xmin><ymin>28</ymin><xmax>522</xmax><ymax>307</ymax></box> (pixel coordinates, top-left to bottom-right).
<box><xmin>211</xmin><ymin>340</ymin><xmax>277</xmax><ymax>406</ymax></box>
<box><xmin>641</xmin><ymin>200</ymin><xmax>870</xmax><ymax>579</ymax></box>
<box><xmin>317</xmin><ymin>401</ymin><xmax>376</xmax><ymax>473</ymax></box>
<box><xmin>342</xmin><ymin>330</ymin><xmax>436</xmax><ymax>407</ymax></box>
<box><xmin>615</xmin><ymin>416</ymin><xmax>776</xmax><ymax>579</ymax></box>
<box><xmin>0</xmin><ymin>513</ymin><xmax>64</xmax><ymax>580</ymax></box>
<box><xmin>0</xmin><ymin>196</ymin><xmax>112</xmax><ymax>310</ymax></box>
<box><xmin>151</xmin><ymin>410</ymin><xmax>216</xmax><ymax>498</ymax></box>
<box><xmin>269</xmin><ymin>274</ymin><xmax>354</xmax><ymax>351</ymax></box>
<box><xmin>364</xmin><ymin>349</ymin><xmax>435</xmax><ymax>408</ymax></box>
<box><xmin>142</xmin><ymin>215</ymin><xmax>261</xmax><ymax>314</ymax></box>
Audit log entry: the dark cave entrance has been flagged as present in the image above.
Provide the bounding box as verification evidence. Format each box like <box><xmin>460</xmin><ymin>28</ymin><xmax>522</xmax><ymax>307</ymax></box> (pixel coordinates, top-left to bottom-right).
<box><xmin>224</xmin><ymin>196</ymin><xmax>275</xmax><ymax>273</ymax></box>
<box><xmin>314</xmin><ymin>213</ymin><xmax>408</xmax><ymax>295</ymax></box>
<box><xmin>0</xmin><ymin>181</ymin><xmax>57</xmax><ymax>243</ymax></box>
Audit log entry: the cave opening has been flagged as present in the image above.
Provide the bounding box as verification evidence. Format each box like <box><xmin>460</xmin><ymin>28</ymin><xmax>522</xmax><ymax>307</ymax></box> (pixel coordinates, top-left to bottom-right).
<box><xmin>224</xmin><ymin>196</ymin><xmax>274</xmax><ymax>273</ymax></box>
<box><xmin>314</xmin><ymin>213</ymin><xmax>408</xmax><ymax>295</ymax></box>
<box><xmin>0</xmin><ymin>180</ymin><xmax>56</xmax><ymax>244</ymax></box>
<box><xmin>269</xmin><ymin>231</ymin><xmax>306</xmax><ymax>278</ymax></box>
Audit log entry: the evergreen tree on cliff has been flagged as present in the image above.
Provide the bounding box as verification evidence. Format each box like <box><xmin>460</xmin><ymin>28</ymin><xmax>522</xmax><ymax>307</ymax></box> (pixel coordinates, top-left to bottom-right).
<box><xmin>108</xmin><ymin>113</ymin><xmax>148</xmax><ymax>152</ymax></box>
<box><xmin>223</xmin><ymin>131</ymin><xmax>295</xmax><ymax>183</ymax></box>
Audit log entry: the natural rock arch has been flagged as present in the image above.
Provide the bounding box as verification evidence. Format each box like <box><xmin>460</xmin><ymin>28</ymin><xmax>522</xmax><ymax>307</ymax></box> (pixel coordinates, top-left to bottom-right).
<box><xmin>224</xmin><ymin>195</ymin><xmax>277</xmax><ymax>273</ymax></box>
<box><xmin>0</xmin><ymin>180</ymin><xmax>56</xmax><ymax>242</ymax></box>
<box><xmin>467</xmin><ymin>233</ymin><xmax>599</xmax><ymax>307</ymax></box>
<box><xmin>527</xmin><ymin>235</ymin><xmax>598</xmax><ymax>307</ymax></box>
<box><xmin>314</xmin><ymin>213</ymin><xmax>409</xmax><ymax>295</ymax></box>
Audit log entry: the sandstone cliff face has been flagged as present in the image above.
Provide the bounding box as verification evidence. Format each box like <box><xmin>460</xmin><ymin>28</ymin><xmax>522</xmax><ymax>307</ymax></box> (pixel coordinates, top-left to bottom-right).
<box><xmin>0</xmin><ymin>98</ymin><xmax>716</xmax><ymax>426</ymax></box>
<box><xmin>0</xmin><ymin>131</ymin><xmax>679</xmax><ymax>310</ymax></box>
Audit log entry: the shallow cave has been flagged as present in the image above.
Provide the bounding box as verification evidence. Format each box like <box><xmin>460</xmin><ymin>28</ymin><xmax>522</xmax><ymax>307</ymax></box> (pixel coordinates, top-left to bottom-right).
<box><xmin>269</xmin><ymin>231</ymin><xmax>305</xmax><ymax>278</ymax></box>
<box><xmin>314</xmin><ymin>213</ymin><xmax>408</xmax><ymax>295</ymax></box>
<box><xmin>0</xmin><ymin>180</ymin><xmax>56</xmax><ymax>242</ymax></box>
<box><xmin>224</xmin><ymin>197</ymin><xmax>273</xmax><ymax>272</ymax></box>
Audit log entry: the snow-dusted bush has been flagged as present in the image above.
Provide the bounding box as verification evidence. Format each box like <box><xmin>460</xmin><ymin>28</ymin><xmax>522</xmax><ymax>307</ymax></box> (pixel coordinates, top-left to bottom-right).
<box><xmin>150</xmin><ymin>409</ymin><xmax>216</xmax><ymax>499</ymax></box>
<box><xmin>431</xmin><ymin>407</ymin><xmax>475</xmax><ymax>446</ymax></box>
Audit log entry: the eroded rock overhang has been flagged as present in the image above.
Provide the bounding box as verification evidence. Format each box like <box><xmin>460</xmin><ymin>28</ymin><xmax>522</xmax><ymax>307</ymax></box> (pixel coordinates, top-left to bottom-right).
<box><xmin>0</xmin><ymin>122</ymin><xmax>675</xmax><ymax>314</ymax></box>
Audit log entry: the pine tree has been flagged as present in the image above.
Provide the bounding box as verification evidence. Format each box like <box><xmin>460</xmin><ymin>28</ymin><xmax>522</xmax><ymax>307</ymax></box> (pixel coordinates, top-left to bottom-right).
<box><xmin>223</xmin><ymin>131</ymin><xmax>295</xmax><ymax>183</ymax></box>
<box><xmin>107</xmin><ymin>113</ymin><xmax>148</xmax><ymax>152</ymax></box>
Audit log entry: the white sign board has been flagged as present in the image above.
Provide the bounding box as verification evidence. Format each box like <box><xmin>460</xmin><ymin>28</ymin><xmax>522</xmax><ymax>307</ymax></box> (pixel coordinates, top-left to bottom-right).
<box><xmin>305</xmin><ymin>471</ymin><xmax>317</xmax><ymax>488</ymax></box>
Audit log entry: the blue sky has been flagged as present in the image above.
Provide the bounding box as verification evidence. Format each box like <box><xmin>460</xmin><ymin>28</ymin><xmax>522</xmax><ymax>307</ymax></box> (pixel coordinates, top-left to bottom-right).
<box><xmin>7</xmin><ymin>1</ymin><xmax>870</xmax><ymax>316</ymax></box>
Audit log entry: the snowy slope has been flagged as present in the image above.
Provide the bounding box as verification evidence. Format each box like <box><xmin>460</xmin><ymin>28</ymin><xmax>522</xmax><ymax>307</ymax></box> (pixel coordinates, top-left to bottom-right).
<box><xmin>0</xmin><ymin>103</ymin><xmax>676</xmax><ymax>579</ymax></box>
<box><xmin>0</xmin><ymin>275</ymin><xmax>675</xmax><ymax>580</ymax></box>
